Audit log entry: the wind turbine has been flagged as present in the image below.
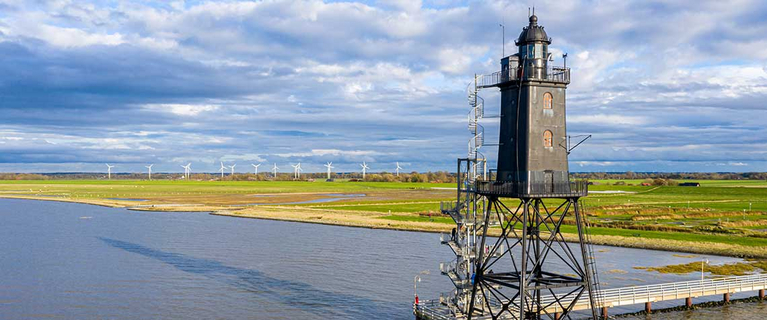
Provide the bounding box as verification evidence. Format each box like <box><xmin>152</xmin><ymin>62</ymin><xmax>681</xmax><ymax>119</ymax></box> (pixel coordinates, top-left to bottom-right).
<box><xmin>229</xmin><ymin>164</ymin><xmax>236</xmax><ymax>176</ymax></box>
<box><xmin>360</xmin><ymin>162</ymin><xmax>369</xmax><ymax>180</ymax></box>
<box><xmin>145</xmin><ymin>164</ymin><xmax>153</xmax><ymax>180</ymax></box>
<box><xmin>272</xmin><ymin>163</ymin><xmax>279</xmax><ymax>178</ymax></box>
<box><xmin>251</xmin><ymin>163</ymin><xmax>261</xmax><ymax>175</ymax></box>
<box><xmin>291</xmin><ymin>163</ymin><xmax>300</xmax><ymax>179</ymax></box>
<box><xmin>396</xmin><ymin>162</ymin><xmax>403</xmax><ymax>177</ymax></box>
<box><xmin>219</xmin><ymin>162</ymin><xmax>226</xmax><ymax>178</ymax></box>
<box><xmin>181</xmin><ymin>163</ymin><xmax>191</xmax><ymax>180</ymax></box>
<box><xmin>297</xmin><ymin>163</ymin><xmax>303</xmax><ymax>179</ymax></box>
<box><xmin>324</xmin><ymin>162</ymin><xmax>334</xmax><ymax>180</ymax></box>
<box><xmin>105</xmin><ymin>164</ymin><xmax>114</xmax><ymax>180</ymax></box>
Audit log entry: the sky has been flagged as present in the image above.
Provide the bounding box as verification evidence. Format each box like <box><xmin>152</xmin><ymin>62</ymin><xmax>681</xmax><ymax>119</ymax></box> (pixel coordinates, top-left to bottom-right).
<box><xmin>0</xmin><ymin>0</ymin><xmax>766</xmax><ymax>174</ymax></box>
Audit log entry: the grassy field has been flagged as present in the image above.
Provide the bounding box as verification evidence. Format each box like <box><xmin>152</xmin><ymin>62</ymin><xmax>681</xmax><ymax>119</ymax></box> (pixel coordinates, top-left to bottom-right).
<box><xmin>1</xmin><ymin>178</ymin><xmax>767</xmax><ymax>258</ymax></box>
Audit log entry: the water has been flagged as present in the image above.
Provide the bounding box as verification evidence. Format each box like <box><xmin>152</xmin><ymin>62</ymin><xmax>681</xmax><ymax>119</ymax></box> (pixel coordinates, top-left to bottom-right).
<box><xmin>0</xmin><ymin>199</ymin><xmax>764</xmax><ymax>319</ymax></box>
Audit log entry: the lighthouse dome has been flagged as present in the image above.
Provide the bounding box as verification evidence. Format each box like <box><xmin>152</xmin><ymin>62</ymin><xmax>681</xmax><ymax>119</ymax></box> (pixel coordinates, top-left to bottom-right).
<box><xmin>517</xmin><ymin>15</ymin><xmax>550</xmax><ymax>45</ymax></box>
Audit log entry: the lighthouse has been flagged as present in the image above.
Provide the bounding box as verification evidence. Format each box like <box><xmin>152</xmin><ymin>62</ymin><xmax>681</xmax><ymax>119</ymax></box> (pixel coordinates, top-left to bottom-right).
<box><xmin>416</xmin><ymin>12</ymin><xmax>600</xmax><ymax>320</ymax></box>
<box><xmin>496</xmin><ymin>14</ymin><xmax>571</xmax><ymax>194</ymax></box>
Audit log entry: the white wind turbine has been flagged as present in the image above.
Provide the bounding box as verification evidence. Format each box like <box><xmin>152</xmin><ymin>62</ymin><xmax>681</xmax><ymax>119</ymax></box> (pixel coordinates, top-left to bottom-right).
<box><xmin>145</xmin><ymin>164</ymin><xmax>153</xmax><ymax>180</ymax></box>
<box><xmin>105</xmin><ymin>164</ymin><xmax>114</xmax><ymax>180</ymax></box>
<box><xmin>251</xmin><ymin>163</ymin><xmax>261</xmax><ymax>175</ymax></box>
<box><xmin>360</xmin><ymin>162</ymin><xmax>369</xmax><ymax>180</ymax></box>
<box><xmin>272</xmin><ymin>163</ymin><xmax>279</xmax><ymax>178</ymax></box>
<box><xmin>181</xmin><ymin>163</ymin><xmax>191</xmax><ymax>180</ymax></box>
<box><xmin>291</xmin><ymin>163</ymin><xmax>300</xmax><ymax>179</ymax></box>
<box><xmin>219</xmin><ymin>162</ymin><xmax>226</xmax><ymax>178</ymax></box>
<box><xmin>324</xmin><ymin>162</ymin><xmax>334</xmax><ymax>180</ymax></box>
<box><xmin>396</xmin><ymin>162</ymin><xmax>403</xmax><ymax>177</ymax></box>
<box><xmin>297</xmin><ymin>163</ymin><xmax>303</xmax><ymax>179</ymax></box>
<box><xmin>229</xmin><ymin>164</ymin><xmax>236</xmax><ymax>176</ymax></box>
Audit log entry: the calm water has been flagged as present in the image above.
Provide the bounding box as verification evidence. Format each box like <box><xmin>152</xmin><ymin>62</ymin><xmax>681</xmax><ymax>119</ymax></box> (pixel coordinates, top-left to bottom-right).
<box><xmin>0</xmin><ymin>199</ymin><xmax>764</xmax><ymax>319</ymax></box>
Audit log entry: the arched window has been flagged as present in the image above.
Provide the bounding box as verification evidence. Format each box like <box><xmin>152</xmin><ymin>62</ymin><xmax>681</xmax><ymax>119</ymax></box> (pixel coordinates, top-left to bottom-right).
<box><xmin>543</xmin><ymin>92</ymin><xmax>553</xmax><ymax>110</ymax></box>
<box><xmin>543</xmin><ymin>130</ymin><xmax>553</xmax><ymax>148</ymax></box>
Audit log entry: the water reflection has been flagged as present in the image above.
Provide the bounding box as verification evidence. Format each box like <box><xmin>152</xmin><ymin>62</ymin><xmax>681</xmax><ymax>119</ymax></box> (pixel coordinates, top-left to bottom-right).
<box><xmin>98</xmin><ymin>237</ymin><xmax>398</xmax><ymax>319</ymax></box>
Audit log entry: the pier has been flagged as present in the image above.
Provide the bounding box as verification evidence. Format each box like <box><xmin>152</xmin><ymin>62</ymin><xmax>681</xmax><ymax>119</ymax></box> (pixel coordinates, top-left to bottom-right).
<box><xmin>415</xmin><ymin>273</ymin><xmax>767</xmax><ymax>319</ymax></box>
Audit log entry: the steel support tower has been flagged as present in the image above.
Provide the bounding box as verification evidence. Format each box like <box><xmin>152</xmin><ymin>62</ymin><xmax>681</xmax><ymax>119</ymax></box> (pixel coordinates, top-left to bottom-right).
<box><xmin>417</xmin><ymin>13</ymin><xmax>601</xmax><ymax>320</ymax></box>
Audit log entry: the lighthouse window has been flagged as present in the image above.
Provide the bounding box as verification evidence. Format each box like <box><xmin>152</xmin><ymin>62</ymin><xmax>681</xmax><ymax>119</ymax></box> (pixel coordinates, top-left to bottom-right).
<box><xmin>543</xmin><ymin>92</ymin><xmax>553</xmax><ymax>109</ymax></box>
<box><xmin>535</xmin><ymin>44</ymin><xmax>543</xmax><ymax>58</ymax></box>
<box><xmin>543</xmin><ymin>130</ymin><xmax>553</xmax><ymax>148</ymax></box>
<box><xmin>527</xmin><ymin>44</ymin><xmax>534</xmax><ymax>59</ymax></box>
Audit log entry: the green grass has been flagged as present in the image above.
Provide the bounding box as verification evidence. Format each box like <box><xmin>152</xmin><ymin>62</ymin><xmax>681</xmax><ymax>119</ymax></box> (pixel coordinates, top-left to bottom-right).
<box><xmin>379</xmin><ymin>214</ymin><xmax>456</xmax><ymax>224</ymax></box>
<box><xmin>315</xmin><ymin>202</ymin><xmax>444</xmax><ymax>213</ymax></box>
<box><xmin>0</xmin><ymin>179</ymin><xmax>455</xmax><ymax>199</ymax></box>
<box><xmin>589</xmin><ymin>179</ymin><xmax>767</xmax><ymax>187</ymax></box>
<box><xmin>559</xmin><ymin>225</ymin><xmax>767</xmax><ymax>247</ymax></box>
<box><xmin>634</xmin><ymin>261</ymin><xmax>764</xmax><ymax>276</ymax></box>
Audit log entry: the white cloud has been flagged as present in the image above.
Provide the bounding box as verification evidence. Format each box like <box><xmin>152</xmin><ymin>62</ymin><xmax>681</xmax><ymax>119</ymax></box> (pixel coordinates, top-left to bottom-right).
<box><xmin>221</xmin><ymin>154</ymin><xmax>266</xmax><ymax>162</ymax></box>
<box><xmin>21</xmin><ymin>24</ymin><xmax>124</xmax><ymax>48</ymax></box>
<box><xmin>436</xmin><ymin>47</ymin><xmax>474</xmax><ymax>74</ymax></box>
<box><xmin>569</xmin><ymin>114</ymin><xmax>648</xmax><ymax>126</ymax></box>
<box><xmin>142</xmin><ymin>104</ymin><xmax>220</xmax><ymax>116</ymax></box>
<box><xmin>275</xmin><ymin>149</ymin><xmax>383</xmax><ymax>157</ymax></box>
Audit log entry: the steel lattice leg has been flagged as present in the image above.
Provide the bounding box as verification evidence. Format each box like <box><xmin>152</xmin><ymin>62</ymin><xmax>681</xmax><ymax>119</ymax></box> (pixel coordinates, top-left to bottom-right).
<box><xmin>467</xmin><ymin>197</ymin><xmax>598</xmax><ymax>320</ymax></box>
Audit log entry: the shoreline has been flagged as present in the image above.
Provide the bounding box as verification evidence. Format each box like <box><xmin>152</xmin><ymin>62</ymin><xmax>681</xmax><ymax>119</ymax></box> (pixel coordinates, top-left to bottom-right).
<box><xmin>211</xmin><ymin>207</ymin><xmax>767</xmax><ymax>259</ymax></box>
<box><xmin>3</xmin><ymin>195</ymin><xmax>767</xmax><ymax>259</ymax></box>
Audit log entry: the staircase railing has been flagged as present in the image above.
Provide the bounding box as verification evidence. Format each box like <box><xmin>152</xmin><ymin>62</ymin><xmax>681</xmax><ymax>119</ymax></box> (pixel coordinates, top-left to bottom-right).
<box><xmin>581</xmin><ymin>201</ymin><xmax>605</xmax><ymax>315</ymax></box>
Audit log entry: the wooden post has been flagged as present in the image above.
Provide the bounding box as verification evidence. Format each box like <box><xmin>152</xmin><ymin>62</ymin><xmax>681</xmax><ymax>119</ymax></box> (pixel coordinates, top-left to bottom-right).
<box><xmin>760</xmin><ymin>289</ymin><xmax>765</xmax><ymax>300</ymax></box>
<box><xmin>645</xmin><ymin>302</ymin><xmax>652</xmax><ymax>313</ymax></box>
<box><xmin>601</xmin><ymin>306</ymin><xmax>608</xmax><ymax>319</ymax></box>
<box><xmin>685</xmin><ymin>297</ymin><xmax>692</xmax><ymax>308</ymax></box>
<box><xmin>723</xmin><ymin>293</ymin><xmax>730</xmax><ymax>303</ymax></box>
<box><xmin>554</xmin><ymin>312</ymin><xmax>560</xmax><ymax>320</ymax></box>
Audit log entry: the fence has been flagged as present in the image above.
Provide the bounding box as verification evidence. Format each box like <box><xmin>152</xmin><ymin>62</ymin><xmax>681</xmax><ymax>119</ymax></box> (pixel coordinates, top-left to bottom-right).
<box><xmin>474</xmin><ymin>180</ymin><xmax>588</xmax><ymax>198</ymax></box>
<box><xmin>477</xmin><ymin>66</ymin><xmax>570</xmax><ymax>88</ymax></box>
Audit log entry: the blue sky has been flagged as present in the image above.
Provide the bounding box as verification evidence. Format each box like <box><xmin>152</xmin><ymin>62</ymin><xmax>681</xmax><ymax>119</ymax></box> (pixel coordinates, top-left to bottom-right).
<box><xmin>0</xmin><ymin>0</ymin><xmax>765</xmax><ymax>174</ymax></box>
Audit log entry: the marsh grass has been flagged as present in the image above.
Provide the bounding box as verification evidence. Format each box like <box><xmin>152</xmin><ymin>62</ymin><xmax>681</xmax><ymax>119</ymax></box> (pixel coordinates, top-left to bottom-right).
<box><xmin>634</xmin><ymin>260</ymin><xmax>767</xmax><ymax>276</ymax></box>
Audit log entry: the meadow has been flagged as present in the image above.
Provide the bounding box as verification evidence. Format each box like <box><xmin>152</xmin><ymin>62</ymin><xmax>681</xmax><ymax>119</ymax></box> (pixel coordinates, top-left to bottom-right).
<box><xmin>2</xmin><ymin>178</ymin><xmax>766</xmax><ymax>258</ymax></box>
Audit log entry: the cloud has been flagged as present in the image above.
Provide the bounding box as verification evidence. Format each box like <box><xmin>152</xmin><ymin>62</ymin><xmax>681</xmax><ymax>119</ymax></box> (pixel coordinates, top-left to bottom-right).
<box><xmin>275</xmin><ymin>149</ymin><xmax>383</xmax><ymax>158</ymax></box>
<box><xmin>0</xmin><ymin>0</ymin><xmax>765</xmax><ymax>173</ymax></box>
<box><xmin>143</xmin><ymin>104</ymin><xmax>220</xmax><ymax>116</ymax></box>
<box><xmin>569</xmin><ymin>114</ymin><xmax>648</xmax><ymax>126</ymax></box>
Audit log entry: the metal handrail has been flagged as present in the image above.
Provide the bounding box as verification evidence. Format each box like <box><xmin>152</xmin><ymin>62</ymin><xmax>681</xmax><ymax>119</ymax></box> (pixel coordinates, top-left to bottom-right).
<box><xmin>474</xmin><ymin>179</ymin><xmax>589</xmax><ymax>197</ymax></box>
<box><xmin>418</xmin><ymin>273</ymin><xmax>767</xmax><ymax>318</ymax></box>
<box><xmin>477</xmin><ymin>66</ymin><xmax>570</xmax><ymax>88</ymax></box>
<box><xmin>594</xmin><ymin>274</ymin><xmax>767</xmax><ymax>303</ymax></box>
<box><xmin>414</xmin><ymin>300</ymin><xmax>453</xmax><ymax>320</ymax></box>
<box><xmin>440</xmin><ymin>201</ymin><xmax>459</xmax><ymax>213</ymax></box>
<box><xmin>536</xmin><ymin>273</ymin><xmax>767</xmax><ymax>311</ymax></box>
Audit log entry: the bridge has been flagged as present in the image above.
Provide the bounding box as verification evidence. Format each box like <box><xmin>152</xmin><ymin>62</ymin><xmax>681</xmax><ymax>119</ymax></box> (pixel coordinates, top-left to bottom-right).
<box><xmin>415</xmin><ymin>273</ymin><xmax>767</xmax><ymax>319</ymax></box>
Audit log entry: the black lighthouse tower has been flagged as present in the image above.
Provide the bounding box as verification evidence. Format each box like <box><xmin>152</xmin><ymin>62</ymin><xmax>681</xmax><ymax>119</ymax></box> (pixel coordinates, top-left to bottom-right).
<box><xmin>416</xmin><ymin>13</ymin><xmax>601</xmax><ymax>320</ymax></box>
<box><xmin>496</xmin><ymin>14</ymin><xmax>571</xmax><ymax>194</ymax></box>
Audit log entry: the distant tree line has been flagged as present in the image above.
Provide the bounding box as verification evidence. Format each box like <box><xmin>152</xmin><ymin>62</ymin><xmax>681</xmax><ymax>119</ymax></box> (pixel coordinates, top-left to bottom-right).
<box><xmin>571</xmin><ymin>171</ymin><xmax>767</xmax><ymax>181</ymax></box>
<box><xmin>0</xmin><ymin>173</ymin><xmax>50</xmax><ymax>180</ymax></box>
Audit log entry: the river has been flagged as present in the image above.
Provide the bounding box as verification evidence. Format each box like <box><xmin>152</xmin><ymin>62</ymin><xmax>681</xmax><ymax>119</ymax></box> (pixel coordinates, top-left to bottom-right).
<box><xmin>0</xmin><ymin>198</ymin><xmax>764</xmax><ymax>319</ymax></box>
